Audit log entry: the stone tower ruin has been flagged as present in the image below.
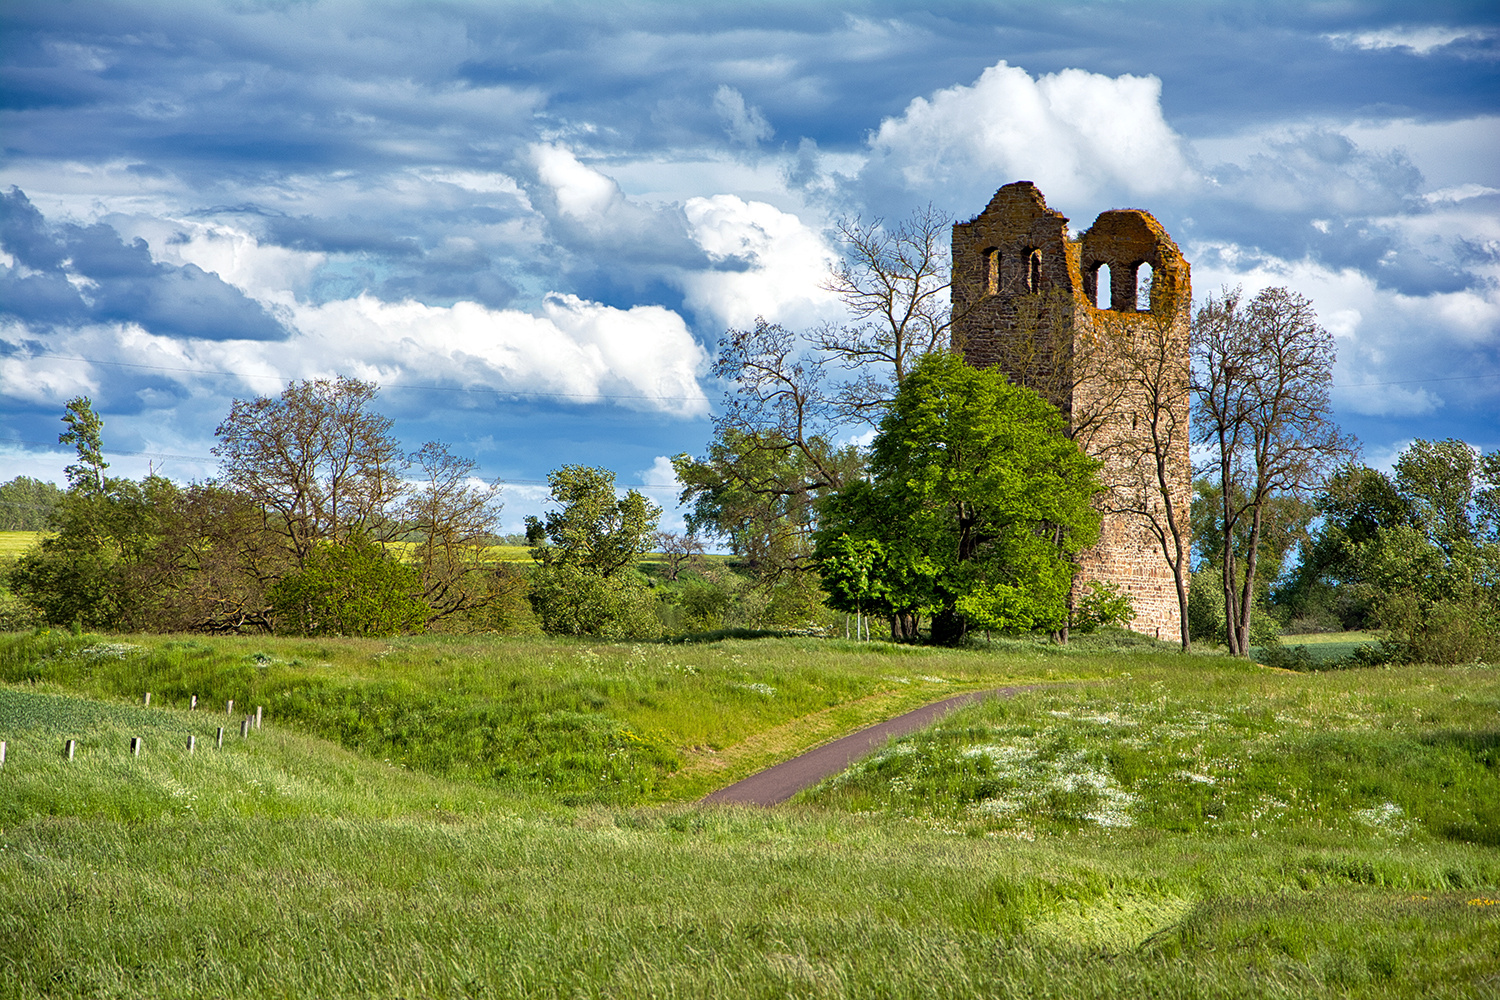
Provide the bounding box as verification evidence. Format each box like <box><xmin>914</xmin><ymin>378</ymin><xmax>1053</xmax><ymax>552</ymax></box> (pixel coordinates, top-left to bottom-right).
<box><xmin>951</xmin><ymin>181</ymin><xmax>1191</xmax><ymax>640</ymax></box>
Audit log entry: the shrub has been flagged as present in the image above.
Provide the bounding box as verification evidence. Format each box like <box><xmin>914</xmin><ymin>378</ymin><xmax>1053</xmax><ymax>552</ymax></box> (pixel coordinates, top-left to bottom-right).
<box><xmin>269</xmin><ymin>534</ymin><xmax>430</xmax><ymax>636</ymax></box>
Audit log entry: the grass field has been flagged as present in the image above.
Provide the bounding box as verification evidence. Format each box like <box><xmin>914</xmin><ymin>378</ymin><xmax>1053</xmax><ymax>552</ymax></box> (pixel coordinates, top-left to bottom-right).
<box><xmin>0</xmin><ymin>630</ymin><xmax>1496</xmax><ymax>997</ymax></box>
<box><xmin>1250</xmin><ymin>630</ymin><xmax>1383</xmax><ymax>668</ymax></box>
<box><xmin>0</xmin><ymin>532</ymin><xmax>42</xmax><ymax>560</ymax></box>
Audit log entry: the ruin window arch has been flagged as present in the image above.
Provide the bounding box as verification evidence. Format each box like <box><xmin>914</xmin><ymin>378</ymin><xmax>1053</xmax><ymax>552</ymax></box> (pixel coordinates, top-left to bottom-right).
<box><xmin>984</xmin><ymin>248</ymin><xmax>1001</xmax><ymax>296</ymax></box>
<box><xmin>1092</xmin><ymin>263</ymin><xmax>1111</xmax><ymax>309</ymax></box>
<box><xmin>1026</xmin><ymin>249</ymin><xmax>1042</xmax><ymax>292</ymax></box>
<box><xmin>1137</xmin><ymin>262</ymin><xmax>1154</xmax><ymax>312</ymax></box>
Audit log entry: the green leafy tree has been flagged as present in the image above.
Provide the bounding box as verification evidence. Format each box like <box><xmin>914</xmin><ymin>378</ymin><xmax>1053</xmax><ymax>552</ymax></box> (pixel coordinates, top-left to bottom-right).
<box><xmin>815</xmin><ymin>352</ymin><xmax>1101</xmax><ymax>645</ymax></box>
<box><xmin>818</xmin><ymin>533</ymin><xmax>888</xmax><ymax>640</ymax></box>
<box><xmin>1363</xmin><ymin>525</ymin><xmax>1500</xmax><ymax>664</ymax></box>
<box><xmin>59</xmin><ymin>396</ymin><xmax>109</xmax><ymax>491</ymax></box>
<box><xmin>0</xmin><ymin>476</ymin><xmax>64</xmax><ymax>531</ymax></box>
<box><xmin>673</xmin><ymin>428</ymin><xmax>861</xmax><ymax>580</ymax></box>
<box><xmin>8</xmin><ymin>475</ymin><xmax>176</xmax><ymax>630</ymax></box>
<box><xmin>525</xmin><ymin>466</ymin><xmax>662</xmax><ymax>638</ymax></box>
<box><xmin>1394</xmin><ymin>438</ymin><xmax>1485</xmax><ymax>550</ymax></box>
<box><xmin>1276</xmin><ymin>463</ymin><xmax>1412</xmax><ymax>630</ymax></box>
<box><xmin>8</xmin><ymin>400</ymin><xmax>173</xmax><ymax>629</ymax></box>
<box><xmin>269</xmin><ymin>533</ymin><xmax>429</xmax><ymax>636</ymax></box>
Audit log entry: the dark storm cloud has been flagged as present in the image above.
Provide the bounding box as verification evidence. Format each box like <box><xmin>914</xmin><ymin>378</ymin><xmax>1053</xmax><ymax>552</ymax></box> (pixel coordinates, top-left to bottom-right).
<box><xmin>0</xmin><ymin>188</ymin><xmax>290</xmax><ymax>340</ymax></box>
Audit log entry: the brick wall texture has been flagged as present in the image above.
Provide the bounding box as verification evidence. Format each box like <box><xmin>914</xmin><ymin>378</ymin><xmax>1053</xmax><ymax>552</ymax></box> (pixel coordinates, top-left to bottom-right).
<box><xmin>951</xmin><ymin>182</ymin><xmax>1191</xmax><ymax>640</ymax></box>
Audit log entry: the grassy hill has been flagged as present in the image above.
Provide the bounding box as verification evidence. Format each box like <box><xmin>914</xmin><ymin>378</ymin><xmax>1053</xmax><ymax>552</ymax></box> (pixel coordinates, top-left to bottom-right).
<box><xmin>0</xmin><ymin>631</ymin><xmax>1496</xmax><ymax>997</ymax></box>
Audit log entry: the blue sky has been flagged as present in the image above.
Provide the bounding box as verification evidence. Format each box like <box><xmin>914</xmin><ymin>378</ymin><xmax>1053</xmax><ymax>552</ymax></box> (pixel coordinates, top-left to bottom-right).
<box><xmin>2</xmin><ymin>1</ymin><xmax>1497</xmax><ymax>532</ymax></box>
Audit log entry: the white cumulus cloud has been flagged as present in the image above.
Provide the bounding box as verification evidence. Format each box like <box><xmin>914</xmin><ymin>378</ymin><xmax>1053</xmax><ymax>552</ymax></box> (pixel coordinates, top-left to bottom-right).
<box><xmin>864</xmin><ymin>60</ymin><xmax>1196</xmax><ymax>210</ymax></box>
<box><xmin>290</xmin><ymin>293</ymin><xmax>710</xmax><ymax>417</ymax></box>
<box><xmin>679</xmin><ymin>193</ymin><xmax>842</xmax><ymax>330</ymax></box>
<box><xmin>530</xmin><ymin>143</ymin><xmax>626</xmax><ymax>224</ymax></box>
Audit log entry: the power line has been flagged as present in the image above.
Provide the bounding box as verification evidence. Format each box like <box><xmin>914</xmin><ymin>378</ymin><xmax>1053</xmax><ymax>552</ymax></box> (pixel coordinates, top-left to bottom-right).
<box><xmin>14</xmin><ymin>352</ymin><xmax>712</xmax><ymax>404</ymax></box>
<box><xmin>13</xmin><ymin>348</ymin><xmax>1500</xmax><ymax>393</ymax></box>
<box><xmin>1332</xmin><ymin>372</ymin><xmax>1500</xmax><ymax>389</ymax></box>
<box><xmin>0</xmin><ymin>441</ymin><xmax>673</xmax><ymax>490</ymax></box>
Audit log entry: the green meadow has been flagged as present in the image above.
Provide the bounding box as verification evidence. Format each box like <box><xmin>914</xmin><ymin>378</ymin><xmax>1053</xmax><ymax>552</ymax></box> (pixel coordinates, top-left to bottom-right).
<box><xmin>0</xmin><ymin>630</ymin><xmax>1496</xmax><ymax>997</ymax></box>
<box><xmin>0</xmin><ymin>533</ymin><xmax>43</xmax><ymax>560</ymax></box>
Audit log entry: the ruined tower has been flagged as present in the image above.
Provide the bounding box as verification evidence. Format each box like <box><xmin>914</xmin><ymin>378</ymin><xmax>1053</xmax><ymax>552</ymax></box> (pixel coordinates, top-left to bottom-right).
<box><xmin>951</xmin><ymin>182</ymin><xmax>1191</xmax><ymax>640</ymax></box>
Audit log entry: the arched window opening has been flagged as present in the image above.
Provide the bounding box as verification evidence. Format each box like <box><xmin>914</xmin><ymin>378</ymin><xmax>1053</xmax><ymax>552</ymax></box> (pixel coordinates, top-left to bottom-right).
<box><xmin>1093</xmin><ymin>263</ymin><xmax>1111</xmax><ymax>309</ymax></box>
<box><xmin>1137</xmin><ymin>262</ymin><xmax>1154</xmax><ymax>312</ymax></box>
<box><xmin>985</xmin><ymin>248</ymin><xmax>1001</xmax><ymax>296</ymax></box>
<box><xmin>1026</xmin><ymin>249</ymin><xmax>1042</xmax><ymax>292</ymax></box>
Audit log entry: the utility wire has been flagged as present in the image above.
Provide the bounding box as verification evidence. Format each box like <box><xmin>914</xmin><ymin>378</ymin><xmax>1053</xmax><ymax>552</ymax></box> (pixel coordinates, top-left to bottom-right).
<box><xmin>15</xmin><ymin>353</ymin><xmax>712</xmax><ymax>404</ymax></box>
<box><xmin>11</xmin><ymin>348</ymin><xmax>1500</xmax><ymax>392</ymax></box>
<box><xmin>0</xmin><ymin>441</ymin><xmax>670</xmax><ymax>489</ymax></box>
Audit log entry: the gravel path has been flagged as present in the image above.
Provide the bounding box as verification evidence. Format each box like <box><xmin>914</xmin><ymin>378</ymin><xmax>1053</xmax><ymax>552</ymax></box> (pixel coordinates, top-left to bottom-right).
<box><xmin>700</xmin><ymin>685</ymin><xmax>1039</xmax><ymax>806</ymax></box>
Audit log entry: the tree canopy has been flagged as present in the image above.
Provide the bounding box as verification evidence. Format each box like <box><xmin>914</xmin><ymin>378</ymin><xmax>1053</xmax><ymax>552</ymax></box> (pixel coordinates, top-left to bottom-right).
<box><xmin>815</xmin><ymin>351</ymin><xmax>1101</xmax><ymax>644</ymax></box>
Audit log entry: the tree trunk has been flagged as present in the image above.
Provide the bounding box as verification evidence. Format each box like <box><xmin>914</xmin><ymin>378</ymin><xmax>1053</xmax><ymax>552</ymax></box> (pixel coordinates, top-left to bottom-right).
<box><xmin>932</xmin><ymin>608</ymin><xmax>966</xmax><ymax>645</ymax></box>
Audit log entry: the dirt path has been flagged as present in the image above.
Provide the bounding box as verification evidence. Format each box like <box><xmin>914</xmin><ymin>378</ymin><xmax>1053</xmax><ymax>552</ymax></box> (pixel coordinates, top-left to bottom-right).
<box><xmin>700</xmin><ymin>685</ymin><xmax>1039</xmax><ymax>806</ymax></box>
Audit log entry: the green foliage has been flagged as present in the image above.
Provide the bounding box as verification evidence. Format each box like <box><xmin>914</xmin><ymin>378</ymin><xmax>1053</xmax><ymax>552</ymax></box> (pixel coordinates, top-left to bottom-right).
<box><xmin>269</xmin><ymin>534</ymin><xmax>430</xmax><ymax>637</ymax></box>
<box><xmin>0</xmin><ymin>579</ymin><xmax>38</xmax><ymax>631</ymax></box>
<box><xmin>59</xmin><ymin>395</ymin><xmax>109</xmax><ymax>491</ymax></box>
<box><xmin>1276</xmin><ymin>462</ymin><xmax>1412</xmax><ymax>630</ymax></box>
<box><xmin>1187</xmin><ymin>567</ymin><xmax>1281</xmax><ymax>649</ymax></box>
<box><xmin>6</xmin><ymin>475</ymin><xmax>176</xmax><ymax>630</ymax></box>
<box><xmin>0</xmin><ymin>476</ymin><xmax>63</xmax><ymax>531</ymax></box>
<box><xmin>1363</xmin><ymin>526</ymin><xmax>1500</xmax><ymax>664</ymax></box>
<box><xmin>816</xmin><ymin>352</ymin><xmax>1100</xmax><ymax>643</ymax></box>
<box><xmin>1191</xmin><ymin>479</ymin><xmax>1314</xmax><ymax>588</ymax></box>
<box><xmin>673</xmin><ymin>428</ymin><xmax>862</xmax><ymax>578</ymax></box>
<box><xmin>526</xmin><ymin>465</ymin><xmax>661</xmax><ymax>577</ymax></box>
<box><xmin>527</xmin><ymin>563</ymin><xmax>664</xmax><ymax>639</ymax></box>
<box><xmin>1395</xmin><ymin>438</ymin><xmax>1484</xmax><ymax>549</ymax></box>
<box><xmin>1280</xmin><ymin>444</ymin><xmax>1500</xmax><ymax>659</ymax></box>
<box><xmin>525</xmin><ymin>466</ymin><xmax>663</xmax><ymax>638</ymax></box>
<box><xmin>1069</xmin><ymin>580</ymin><xmax>1135</xmax><ymax>633</ymax></box>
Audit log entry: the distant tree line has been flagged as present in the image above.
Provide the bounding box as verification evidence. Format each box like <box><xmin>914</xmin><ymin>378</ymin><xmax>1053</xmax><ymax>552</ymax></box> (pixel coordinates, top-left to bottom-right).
<box><xmin>0</xmin><ymin>477</ymin><xmax>63</xmax><ymax>531</ymax></box>
<box><xmin>5</xmin><ymin>383</ymin><xmax>524</xmax><ymax>636</ymax></box>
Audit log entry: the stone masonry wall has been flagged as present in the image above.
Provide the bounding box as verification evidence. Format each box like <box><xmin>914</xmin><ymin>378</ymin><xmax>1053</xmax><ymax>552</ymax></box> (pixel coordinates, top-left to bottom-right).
<box><xmin>951</xmin><ymin>182</ymin><xmax>1191</xmax><ymax>640</ymax></box>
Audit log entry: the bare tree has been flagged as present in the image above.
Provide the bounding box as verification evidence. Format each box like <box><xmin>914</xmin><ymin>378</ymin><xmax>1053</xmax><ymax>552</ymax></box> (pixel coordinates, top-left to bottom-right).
<box><xmin>655</xmin><ymin>530</ymin><xmax>706</xmax><ymax>581</ymax></box>
<box><xmin>682</xmin><ymin>207</ymin><xmax>955</xmax><ymax>577</ymax></box>
<box><xmin>1192</xmin><ymin>286</ymin><xmax>1355</xmax><ymax>656</ymax></box>
<box><xmin>214</xmin><ymin>376</ymin><xmax>407</xmax><ymax>565</ymax></box>
<box><xmin>403</xmin><ymin>441</ymin><xmax>504</xmax><ymax>622</ymax></box>
<box><xmin>1089</xmin><ymin>307</ymin><xmax>1194</xmax><ymax>649</ymax></box>
<box><xmin>712</xmin><ymin>319</ymin><xmax>847</xmax><ymax>492</ymax></box>
<box><xmin>815</xmin><ymin>204</ymin><xmax>953</xmax><ymax>424</ymax></box>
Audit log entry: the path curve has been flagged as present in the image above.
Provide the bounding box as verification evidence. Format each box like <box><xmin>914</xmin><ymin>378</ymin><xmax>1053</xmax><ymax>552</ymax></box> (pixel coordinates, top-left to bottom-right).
<box><xmin>700</xmin><ymin>685</ymin><xmax>1039</xmax><ymax>806</ymax></box>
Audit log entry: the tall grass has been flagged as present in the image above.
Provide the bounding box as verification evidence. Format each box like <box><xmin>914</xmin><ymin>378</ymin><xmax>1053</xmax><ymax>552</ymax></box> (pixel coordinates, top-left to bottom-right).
<box><xmin>1</xmin><ymin>633</ymin><xmax>1496</xmax><ymax>997</ymax></box>
<box><xmin>801</xmin><ymin>658</ymin><xmax>1500</xmax><ymax>847</ymax></box>
<box><xmin>0</xmin><ymin>630</ymin><xmax>1114</xmax><ymax>802</ymax></box>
